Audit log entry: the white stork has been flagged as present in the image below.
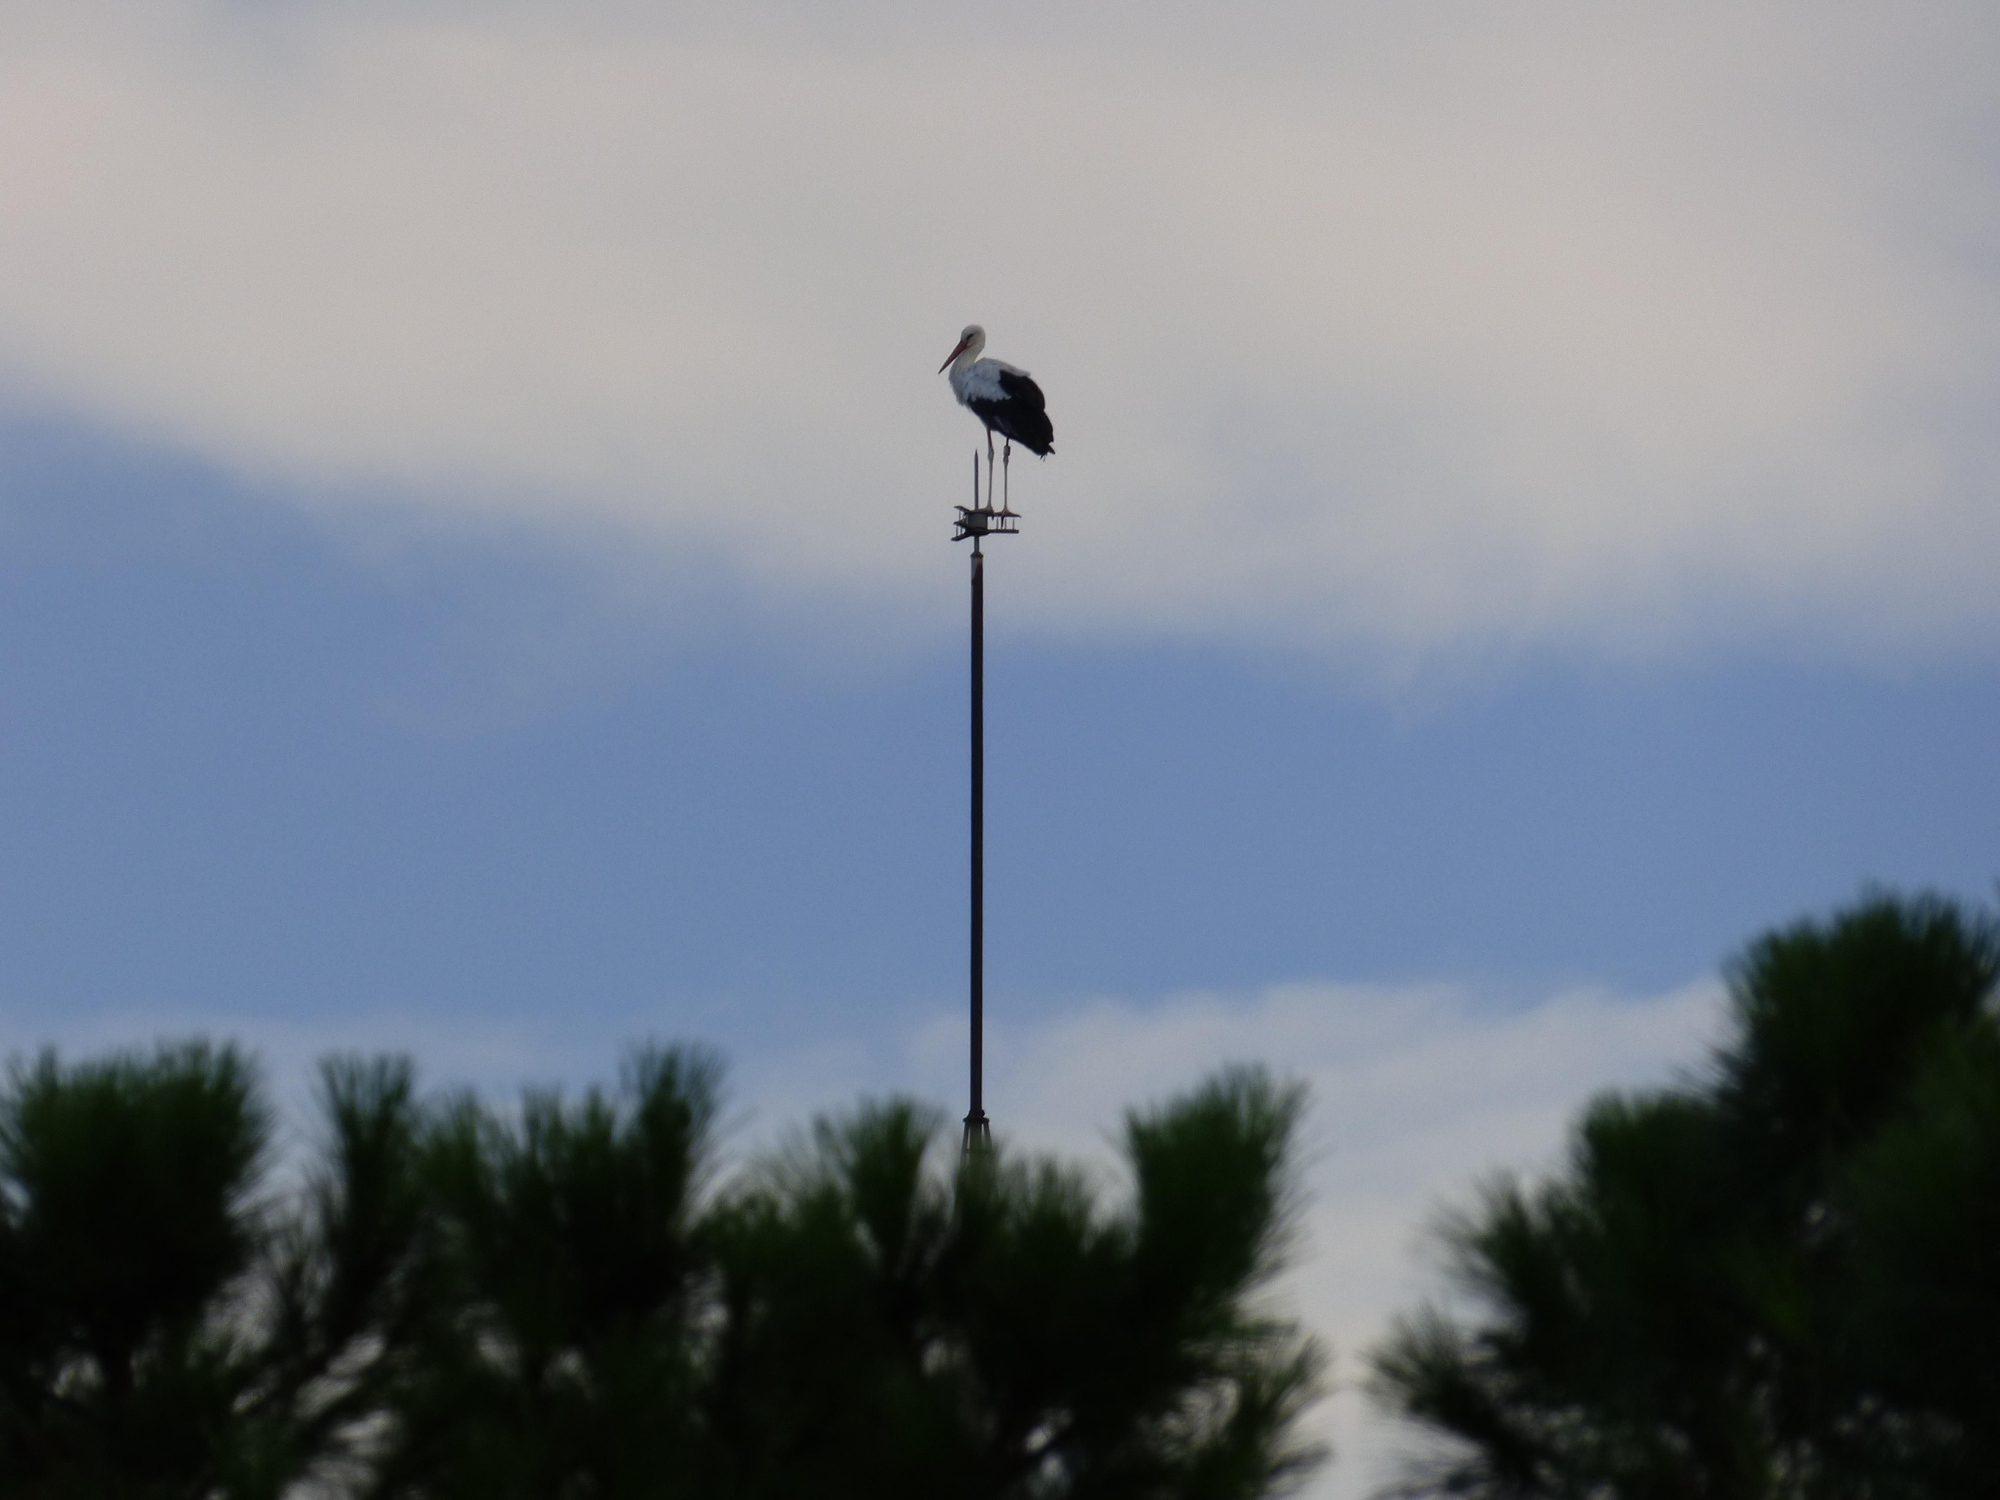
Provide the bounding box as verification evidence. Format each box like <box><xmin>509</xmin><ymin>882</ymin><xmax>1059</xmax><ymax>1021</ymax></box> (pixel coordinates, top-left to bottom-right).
<box><xmin>940</xmin><ymin>324</ymin><xmax>1054</xmax><ymax>511</ymax></box>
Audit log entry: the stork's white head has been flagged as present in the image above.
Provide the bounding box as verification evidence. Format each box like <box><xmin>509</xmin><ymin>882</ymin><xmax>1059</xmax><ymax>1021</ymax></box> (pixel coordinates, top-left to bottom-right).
<box><xmin>939</xmin><ymin>324</ymin><xmax>986</xmax><ymax>373</ymax></box>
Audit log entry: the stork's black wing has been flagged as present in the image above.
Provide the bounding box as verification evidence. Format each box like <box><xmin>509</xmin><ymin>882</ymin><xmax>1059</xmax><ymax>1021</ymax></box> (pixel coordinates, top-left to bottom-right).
<box><xmin>995</xmin><ymin>368</ymin><xmax>1046</xmax><ymax>414</ymax></box>
<box><xmin>973</xmin><ymin>369</ymin><xmax>1054</xmax><ymax>456</ymax></box>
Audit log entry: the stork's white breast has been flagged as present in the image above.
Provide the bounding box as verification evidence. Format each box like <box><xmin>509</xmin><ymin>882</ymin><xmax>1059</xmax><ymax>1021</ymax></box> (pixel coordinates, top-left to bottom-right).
<box><xmin>953</xmin><ymin>358</ymin><xmax>1029</xmax><ymax>404</ymax></box>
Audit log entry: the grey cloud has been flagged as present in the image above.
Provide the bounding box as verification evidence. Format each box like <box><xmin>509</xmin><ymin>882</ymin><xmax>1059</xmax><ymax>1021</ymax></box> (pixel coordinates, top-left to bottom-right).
<box><xmin>1</xmin><ymin>2</ymin><xmax>1996</xmax><ymax>660</ymax></box>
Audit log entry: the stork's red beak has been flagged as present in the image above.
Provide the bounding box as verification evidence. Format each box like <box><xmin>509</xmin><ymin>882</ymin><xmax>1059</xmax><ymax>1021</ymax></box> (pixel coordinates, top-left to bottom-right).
<box><xmin>939</xmin><ymin>338</ymin><xmax>969</xmax><ymax>373</ymax></box>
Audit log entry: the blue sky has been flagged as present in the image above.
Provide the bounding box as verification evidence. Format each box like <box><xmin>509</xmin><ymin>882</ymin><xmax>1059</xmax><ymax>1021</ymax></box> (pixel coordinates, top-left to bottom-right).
<box><xmin>7</xmin><ymin>416</ymin><xmax>1993</xmax><ymax>1036</ymax></box>
<box><xmin>3</xmin><ymin>4</ymin><xmax>1998</xmax><ymax>1491</ymax></box>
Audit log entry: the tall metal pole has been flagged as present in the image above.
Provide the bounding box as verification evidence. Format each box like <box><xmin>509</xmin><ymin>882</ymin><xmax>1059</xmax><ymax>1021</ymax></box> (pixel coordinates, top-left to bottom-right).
<box><xmin>964</xmin><ymin>533</ymin><xmax>990</xmax><ymax>1153</ymax></box>
<box><xmin>954</xmin><ymin>449</ymin><xmax>1011</xmax><ymax>1156</ymax></box>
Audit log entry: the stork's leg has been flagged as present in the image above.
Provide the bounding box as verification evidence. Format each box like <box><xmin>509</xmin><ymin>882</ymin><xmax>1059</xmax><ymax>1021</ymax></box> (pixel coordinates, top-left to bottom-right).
<box><xmin>1002</xmin><ymin>440</ymin><xmax>1013</xmax><ymax>514</ymax></box>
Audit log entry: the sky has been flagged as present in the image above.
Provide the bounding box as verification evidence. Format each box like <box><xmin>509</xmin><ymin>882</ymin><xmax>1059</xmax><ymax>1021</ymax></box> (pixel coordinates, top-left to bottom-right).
<box><xmin>2</xmin><ymin>2</ymin><xmax>1998</xmax><ymax>1493</ymax></box>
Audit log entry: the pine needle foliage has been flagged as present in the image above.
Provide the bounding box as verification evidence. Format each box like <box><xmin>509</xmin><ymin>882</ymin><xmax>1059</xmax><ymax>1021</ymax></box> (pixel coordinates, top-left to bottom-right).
<box><xmin>1368</xmin><ymin>893</ymin><xmax>2000</xmax><ymax>1500</ymax></box>
<box><xmin>0</xmin><ymin>1045</ymin><xmax>425</xmax><ymax>1499</ymax></box>
<box><xmin>360</xmin><ymin>1045</ymin><xmax>723</xmax><ymax>1500</ymax></box>
<box><xmin>0</xmin><ymin>1043</ymin><xmax>1324</xmax><ymax>1500</ymax></box>
<box><xmin>703</xmin><ymin>1069</ymin><xmax>1326</xmax><ymax>1500</ymax></box>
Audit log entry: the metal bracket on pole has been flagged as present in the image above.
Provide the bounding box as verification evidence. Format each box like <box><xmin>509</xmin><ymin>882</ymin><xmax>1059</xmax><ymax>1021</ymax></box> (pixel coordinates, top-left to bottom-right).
<box><xmin>956</xmin><ymin>450</ymin><xmax>1018</xmax><ymax>1157</ymax></box>
<box><xmin>953</xmin><ymin>505</ymin><xmax>1020</xmax><ymax>543</ymax></box>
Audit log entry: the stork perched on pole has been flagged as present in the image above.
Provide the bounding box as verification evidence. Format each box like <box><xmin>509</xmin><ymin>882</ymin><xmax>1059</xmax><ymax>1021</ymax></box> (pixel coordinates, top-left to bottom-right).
<box><xmin>940</xmin><ymin>325</ymin><xmax>1054</xmax><ymax>512</ymax></box>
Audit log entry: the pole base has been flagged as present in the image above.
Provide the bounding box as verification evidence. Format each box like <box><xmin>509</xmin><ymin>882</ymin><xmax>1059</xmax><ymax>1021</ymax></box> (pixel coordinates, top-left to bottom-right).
<box><xmin>961</xmin><ymin>1110</ymin><xmax>992</xmax><ymax>1156</ymax></box>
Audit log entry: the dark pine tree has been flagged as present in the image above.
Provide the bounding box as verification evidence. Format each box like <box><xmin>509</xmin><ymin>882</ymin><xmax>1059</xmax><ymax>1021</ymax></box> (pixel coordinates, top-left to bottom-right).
<box><xmin>0</xmin><ymin>1042</ymin><xmax>1324</xmax><ymax>1499</ymax></box>
<box><xmin>702</xmin><ymin>1067</ymin><xmax>1326</xmax><ymax>1500</ymax></box>
<box><xmin>0</xmin><ymin>1044</ymin><xmax>425</xmax><ymax>1499</ymax></box>
<box><xmin>360</xmin><ymin>1045</ymin><xmax>723</xmax><ymax>1500</ymax></box>
<box><xmin>1368</xmin><ymin>893</ymin><xmax>2000</xmax><ymax>1500</ymax></box>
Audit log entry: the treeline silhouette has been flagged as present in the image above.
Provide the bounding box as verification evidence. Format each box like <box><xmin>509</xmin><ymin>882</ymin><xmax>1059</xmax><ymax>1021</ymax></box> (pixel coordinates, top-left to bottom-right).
<box><xmin>7</xmin><ymin>891</ymin><xmax>1998</xmax><ymax>1499</ymax></box>
<box><xmin>0</xmin><ymin>1048</ymin><xmax>1323</xmax><ymax>1499</ymax></box>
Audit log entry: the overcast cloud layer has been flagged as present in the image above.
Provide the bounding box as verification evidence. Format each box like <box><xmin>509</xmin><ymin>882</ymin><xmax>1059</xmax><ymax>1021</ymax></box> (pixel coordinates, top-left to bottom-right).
<box><xmin>3</xmin><ymin>2</ymin><xmax>1997</xmax><ymax>658</ymax></box>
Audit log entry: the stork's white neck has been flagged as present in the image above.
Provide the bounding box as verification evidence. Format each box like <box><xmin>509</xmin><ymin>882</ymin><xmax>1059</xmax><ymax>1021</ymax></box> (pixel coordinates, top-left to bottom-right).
<box><xmin>950</xmin><ymin>329</ymin><xmax>987</xmax><ymax>375</ymax></box>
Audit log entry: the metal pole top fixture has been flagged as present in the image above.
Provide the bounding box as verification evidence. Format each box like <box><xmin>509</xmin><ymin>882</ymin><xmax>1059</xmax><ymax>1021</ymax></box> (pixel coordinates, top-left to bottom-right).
<box><xmin>954</xmin><ymin>449</ymin><xmax>1022</xmax><ymax>545</ymax></box>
